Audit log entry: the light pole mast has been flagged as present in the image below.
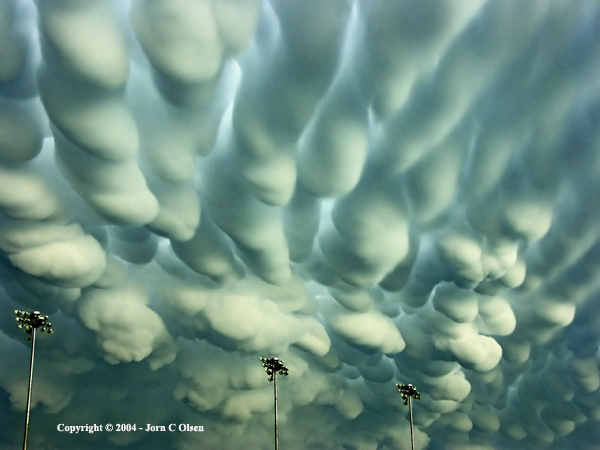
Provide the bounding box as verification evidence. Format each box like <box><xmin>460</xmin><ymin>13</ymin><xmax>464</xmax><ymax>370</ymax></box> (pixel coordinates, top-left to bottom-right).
<box><xmin>396</xmin><ymin>383</ymin><xmax>421</xmax><ymax>450</ymax></box>
<box><xmin>260</xmin><ymin>357</ymin><xmax>289</xmax><ymax>450</ymax></box>
<box><xmin>15</xmin><ymin>310</ymin><xmax>53</xmax><ymax>450</ymax></box>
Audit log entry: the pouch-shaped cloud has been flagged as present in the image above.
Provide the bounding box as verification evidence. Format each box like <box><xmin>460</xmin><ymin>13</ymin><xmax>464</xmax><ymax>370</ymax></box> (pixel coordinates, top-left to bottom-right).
<box><xmin>2</xmin><ymin>0</ymin><xmax>600</xmax><ymax>449</ymax></box>
<box><xmin>321</xmin><ymin>296</ymin><xmax>405</xmax><ymax>355</ymax></box>
<box><xmin>2</xmin><ymin>221</ymin><xmax>106</xmax><ymax>288</ymax></box>
<box><xmin>77</xmin><ymin>273</ymin><xmax>177</xmax><ymax>369</ymax></box>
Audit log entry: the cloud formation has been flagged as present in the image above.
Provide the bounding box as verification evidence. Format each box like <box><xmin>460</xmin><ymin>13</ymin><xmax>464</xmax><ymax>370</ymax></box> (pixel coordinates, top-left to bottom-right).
<box><xmin>1</xmin><ymin>0</ymin><xmax>600</xmax><ymax>449</ymax></box>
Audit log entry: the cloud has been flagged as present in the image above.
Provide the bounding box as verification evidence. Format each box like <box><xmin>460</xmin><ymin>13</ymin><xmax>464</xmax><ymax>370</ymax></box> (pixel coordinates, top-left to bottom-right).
<box><xmin>1</xmin><ymin>0</ymin><xmax>600</xmax><ymax>449</ymax></box>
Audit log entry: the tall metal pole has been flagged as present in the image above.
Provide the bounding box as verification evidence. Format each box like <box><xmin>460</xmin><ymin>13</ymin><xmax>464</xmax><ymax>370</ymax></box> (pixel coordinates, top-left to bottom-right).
<box><xmin>260</xmin><ymin>357</ymin><xmax>289</xmax><ymax>450</ymax></box>
<box><xmin>408</xmin><ymin>396</ymin><xmax>414</xmax><ymax>450</ymax></box>
<box><xmin>273</xmin><ymin>370</ymin><xmax>278</xmax><ymax>450</ymax></box>
<box><xmin>15</xmin><ymin>310</ymin><xmax>53</xmax><ymax>450</ymax></box>
<box><xmin>23</xmin><ymin>327</ymin><xmax>36</xmax><ymax>450</ymax></box>
<box><xmin>396</xmin><ymin>384</ymin><xmax>421</xmax><ymax>450</ymax></box>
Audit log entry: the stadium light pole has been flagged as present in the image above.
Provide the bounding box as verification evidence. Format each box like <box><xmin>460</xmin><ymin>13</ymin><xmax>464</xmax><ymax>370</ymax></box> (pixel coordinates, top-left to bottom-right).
<box><xmin>260</xmin><ymin>357</ymin><xmax>289</xmax><ymax>450</ymax></box>
<box><xmin>15</xmin><ymin>310</ymin><xmax>53</xmax><ymax>450</ymax></box>
<box><xmin>396</xmin><ymin>383</ymin><xmax>421</xmax><ymax>450</ymax></box>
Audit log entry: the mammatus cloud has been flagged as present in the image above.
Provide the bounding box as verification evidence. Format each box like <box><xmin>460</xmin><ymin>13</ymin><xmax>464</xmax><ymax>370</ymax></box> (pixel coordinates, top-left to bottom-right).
<box><xmin>1</xmin><ymin>0</ymin><xmax>600</xmax><ymax>449</ymax></box>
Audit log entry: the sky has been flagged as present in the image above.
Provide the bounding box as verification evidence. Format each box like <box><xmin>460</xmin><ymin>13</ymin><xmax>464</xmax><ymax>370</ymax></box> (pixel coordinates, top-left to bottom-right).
<box><xmin>1</xmin><ymin>0</ymin><xmax>600</xmax><ymax>449</ymax></box>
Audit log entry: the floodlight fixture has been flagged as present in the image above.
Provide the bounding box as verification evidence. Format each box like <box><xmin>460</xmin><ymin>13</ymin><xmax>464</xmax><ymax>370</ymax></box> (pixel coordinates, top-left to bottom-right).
<box><xmin>260</xmin><ymin>357</ymin><xmax>289</xmax><ymax>450</ymax></box>
<box><xmin>15</xmin><ymin>310</ymin><xmax>53</xmax><ymax>450</ymax></box>
<box><xmin>396</xmin><ymin>383</ymin><xmax>421</xmax><ymax>450</ymax></box>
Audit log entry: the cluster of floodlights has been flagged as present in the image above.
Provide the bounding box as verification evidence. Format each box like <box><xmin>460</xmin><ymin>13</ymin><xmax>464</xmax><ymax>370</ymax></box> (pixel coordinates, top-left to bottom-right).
<box><xmin>15</xmin><ymin>310</ymin><xmax>53</xmax><ymax>340</ymax></box>
<box><xmin>260</xmin><ymin>356</ymin><xmax>289</xmax><ymax>382</ymax></box>
<box><xmin>396</xmin><ymin>383</ymin><xmax>421</xmax><ymax>405</ymax></box>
